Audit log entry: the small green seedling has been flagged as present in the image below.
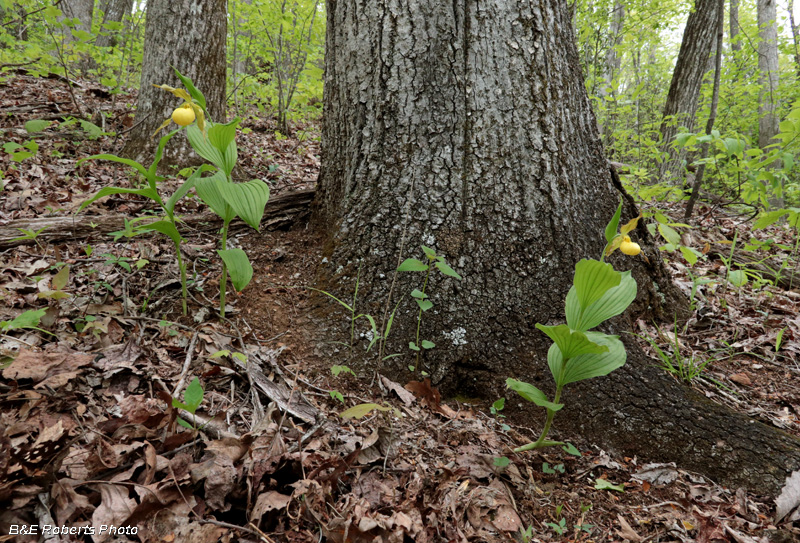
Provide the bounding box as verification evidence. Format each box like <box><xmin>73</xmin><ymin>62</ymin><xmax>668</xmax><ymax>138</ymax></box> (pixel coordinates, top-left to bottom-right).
<box><xmin>776</xmin><ymin>328</ymin><xmax>785</xmax><ymax>352</ymax></box>
<box><xmin>542</xmin><ymin>462</ymin><xmax>565</xmax><ymax>474</ymax></box>
<box><xmin>211</xmin><ymin>349</ymin><xmax>248</xmax><ymax>364</ymax></box>
<box><xmin>594</xmin><ymin>478</ymin><xmax>624</xmax><ymax>492</ymax></box>
<box><xmin>490</xmin><ymin>397</ymin><xmax>505</xmax><ymax>416</ymax></box>
<box><xmin>329</xmin><ymin>390</ymin><xmax>345</xmax><ymax>403</ymax></box>
<box><xmin>38</xmin><ymin>265</ymin><xmax>71</xmax><ymax>301</ymax></box>
<box><xmin>172</xmin><ymin>377</ymin><xmax>204</xmax><ymax>431</ymax></box>
<box><xmin>308</xmin><ymin>265</ymin><xmax>379</xmax><ymax>353</ymax></box>
<box><xmin>490</xmin><ymin>398</ymin><xmax>511</xmax><ymax>431</ymax></box>
<box><xmin>0</xmin><ymin>308</ymin><xmax>49</xmax><ymax>336</ymax></box>
<box><xmin>397</xmin><ymin>245</ymin><xmax>462</xmax><ymax>370</ymax></box>
<box><xmin>546</xmin><ymin>505</ymin><xmax>567</xmax><ymax>535</ymax></box>
<box><xmin>493</xmin><ymin>456</ymin><xmax>510</xmax><ymax>468</ymax></box>
<box><xmin>332</xmin><ymin>365</ymin><xmax>356</xmax><ymax>377</ymax></box>
<box><xmin>11</xmin><ymin>226</ymin><xmax>49</xmax><ymax>249</ymax></box>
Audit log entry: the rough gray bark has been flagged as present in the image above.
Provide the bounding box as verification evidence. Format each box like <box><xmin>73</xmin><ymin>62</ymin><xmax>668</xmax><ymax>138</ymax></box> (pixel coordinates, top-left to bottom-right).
<box><xmin>121</xmin><ymin>0</ymin><xmax>227</xmax><ymax>165</ymax></box>
<box><xmin>658</xmin><ymin>0</ymin><xmax>720</xmax><ymax>184</ymax></box>
<box><xmin>314</xmin><ymin>0</ymin><xmax>800</xmax><ymax>496</ymax></box>
<box><xmin>95</xmin><ymin>0</ymin><xmax>133</xmax><ymax>48</ymax></box>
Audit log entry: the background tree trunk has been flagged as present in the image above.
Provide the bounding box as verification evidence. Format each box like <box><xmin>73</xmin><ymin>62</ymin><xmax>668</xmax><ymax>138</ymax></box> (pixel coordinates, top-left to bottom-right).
<box><xmin>758</xmin><ymin>0</ymin><xmax>780</xmax><ymax>150</ymax></box>
<box><xmin>121</xmin><ymin>0</ymin><xmax>227</xmax><ymax>165</ymax></box>
<box><xmin>657</xmin><ymin>0</ymin><xmax>720</xmax><ymax>184</ymax></box>
<box><xmin>95</xmin><ymin>0</ymin><xmax>133</xmax><ymax>48</ymax></box>
<box><xmin>789</xmin><ymin>0</ymin><xmax>800</xmax><ymax>78</ymax></box>
<box><xmin>60</xmin><ymin>0</ymin><xmax>94</xmax><ymax>41</ymax></box>
<box><xmin>600</xmin><ymin>0</ymin><xmax>625</xmax><ymax>148</ymax></box>
<box><xmin>314</xmin><ymin>0</ymin><xmax>800</xmax><ymax>496</ymax></box>
<box><xmin>758</xmin><ymin>0</ymin><xmax>782</xmax><ymax>207</ymax></box>
<box><xmin>730</xmin><ymin>0</ymin><xmax>742</xmax><ymax>52</ymax></box>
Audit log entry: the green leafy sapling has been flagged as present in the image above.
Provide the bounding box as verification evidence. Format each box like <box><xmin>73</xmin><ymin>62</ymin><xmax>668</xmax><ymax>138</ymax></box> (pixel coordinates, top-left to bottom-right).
<box><xmin>507</xmin><ymin>200</ymin><xmax>639</xmax><ymax>452</ymax></box>
<box><xmin>397</xmin><ymin>245</ymin><xmax>462</xmax><ymax>370</ymax></box>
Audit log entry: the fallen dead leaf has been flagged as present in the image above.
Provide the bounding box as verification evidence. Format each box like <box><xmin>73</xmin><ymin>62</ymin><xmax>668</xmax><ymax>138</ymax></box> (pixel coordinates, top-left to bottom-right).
<box><xmin>617</xmin><ymin>514</ymin><xmax>643</xmax><ymax>542</ymax></box>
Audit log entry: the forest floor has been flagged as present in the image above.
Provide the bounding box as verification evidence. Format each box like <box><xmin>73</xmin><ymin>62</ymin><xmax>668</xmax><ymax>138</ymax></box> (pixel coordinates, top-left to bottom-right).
<box><xmin>1</xmin><ymin>73</ymin><xmax>799</xmax><ymax>543</ymax></box>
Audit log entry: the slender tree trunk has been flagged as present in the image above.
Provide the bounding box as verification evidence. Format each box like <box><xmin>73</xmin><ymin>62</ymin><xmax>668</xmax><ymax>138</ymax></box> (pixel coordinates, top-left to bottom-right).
<box><xmin>730</xmin><ymin>0</ymin><xmax>742</xmax><ymax>52</ymax></box>
<box><xmin>758</xmin><ymin>0</ymin><xmax>783</xmax><ymax>207</ymax></box>
<box><xmin>658</xmin><ymin>0</ymin><xmax>720</xmax><ymax>184</ymax></box>
<box><xmin>315</xmin><ymin>0</ymin><xmax>800</xmax><ymax>496</ymax></box>
<box><xmin>121</xmin><ymin>0</ymin><xmax>227</xmax><ymax>165</ymax></box>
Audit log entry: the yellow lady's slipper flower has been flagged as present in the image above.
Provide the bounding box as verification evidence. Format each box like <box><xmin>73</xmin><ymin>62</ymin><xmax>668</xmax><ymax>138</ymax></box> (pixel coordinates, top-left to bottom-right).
<box><xmin>171</xmin><ymin>104</ymin><xmax>196</xmax><ymax>126</ymax></box>
<box><xmin>619</xmin><ymin>235</ymin><xmax>641</xmax><ymax>256</ymax></box>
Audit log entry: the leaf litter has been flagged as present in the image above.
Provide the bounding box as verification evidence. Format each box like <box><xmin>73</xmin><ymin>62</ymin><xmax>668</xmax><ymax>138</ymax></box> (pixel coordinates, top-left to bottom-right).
<box><xmin>0</xmin><ymin>74</ymin><xmax>798</xmax><ymax>541</ymax></box>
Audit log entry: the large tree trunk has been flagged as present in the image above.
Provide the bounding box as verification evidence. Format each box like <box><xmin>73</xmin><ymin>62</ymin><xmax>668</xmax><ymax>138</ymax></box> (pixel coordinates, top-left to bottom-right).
<box><xmin>121</xmin><ymin>0</ymin><xmax>227</xmax><ymax>165</ymax></box>
<box><xmin>657</xmin><ymin>0</ymin><xmax>720</xmax><ymax>184</ymax></box>
<box><xmin>314</xmin><ymin>0</ymin><xmax>800</xmax><ymax>496</ymax></box>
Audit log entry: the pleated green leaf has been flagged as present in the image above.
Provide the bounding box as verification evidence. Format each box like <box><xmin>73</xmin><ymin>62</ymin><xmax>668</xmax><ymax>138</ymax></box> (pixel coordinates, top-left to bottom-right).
<box><xmin>78</xmin><ymin>153</ymin><xmax>148</xmax><ymax>180</ymax></box>
<box><xmin>217</xmin><ymin>178</ymin><xmax>270</xmax><ymax>230</ymax></box>
<box><xmin>79</xmin><ymin>186</ymin><xmax>161</xmax><ymax>212</ymax></box>
<box><xmin>173</xmin><ymin>67</ymin><xmax>207</xmax><ymax>111</ymax></box>
<box><xmin>138</xmin><ymin>220</ymin><xmax>183</xmax><ymax>248</ymax></box>
<box><xmin>570</xmin><ymin>271</ymin><xmax>637</xmax><ymax>331</ymax></box>
<box><xmin>506</xmin><ymin>378</ymin><xmax>563</xmax><ymax>412</ymax></box>
<box><xmin>573</xmin><ymin>259</ymin><xmax>621</xmax><ymax>311</ymax></box>
<box><xmin>165</xmin><ymin>164</ymin><xmax>215</xmax><ymax>215</ymax></box>
<box><xmin>535</xmin><ymin>323</ymin><xmax>608</xmax><ymax>360</ymax></box>
<box><xmin>187</xmin><ymin>123</ymin><xmax>232</xmax><ymax>173</ymax></box>
<box><xmin>218</xmin><ymin>248</ymin><xmax>253</xmax><ymax>292</ymax></box>
<box><xmin>148</xmin><ymin>129</ymin><xmax>181</xmax><ymax>178</ymax></box>
<box><xmin>194</xmin><ymin>171</ymin><xmax>235</xmax><ymax>222</ymax></box>
<box><xmin>547</xmin><ymin>332</ymin><xmax>626</xmax><ymax>386</ymax></box>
